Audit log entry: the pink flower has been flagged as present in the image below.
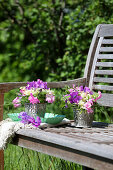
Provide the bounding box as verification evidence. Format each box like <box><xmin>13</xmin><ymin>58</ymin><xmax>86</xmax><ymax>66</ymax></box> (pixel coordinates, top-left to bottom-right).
<box><xmin>84</xmin><ymin>99</ymin><xmax>93</xmax><ymax>113</ymax></box>
<box><xmin>12</xmin><ymin>97</ymin><xmax>21</xmax><ymax>108</ymax></box>
<box><xmin>68</xmin><ymin>89</ymin><xmax>74</xmax><ymax>93</ymax></box>
<box><xmin>46</xmin><ymin>94</ymin><xmax>55</xmax><ymax>103</ymax></box>
<box><xmin>84</xmin><ymin>100</ymin><xmax>93</xmax><ymax>108</ymax></box>
<box><xmin>20</xmin><ymin>89</ymin><xmax>25</xmax><ymax>96</ymax></box>
<box><xmin>87</xmin><ymin>108</ymin><xmax>93</xmax><ymax>114</ymax></box>
<box><xmin>13</xmin><ymin>103</ymin><xmax>21</xmax><ymax>108</ymax></box>
<box><xmin>28</xmin><ymin>93</ymin><xmax>40</xmax><ymax>104</ymax></box>
<box><xmin>95</xmin><ymin>91</ymin><xmax>102</xmax><ymax>102</ymax></box>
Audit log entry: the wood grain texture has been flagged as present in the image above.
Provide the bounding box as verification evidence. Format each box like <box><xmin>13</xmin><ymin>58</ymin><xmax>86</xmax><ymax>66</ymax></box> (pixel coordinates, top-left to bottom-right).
<box><xmin>98</xmin><ymin>24</ymin><xmax>113</xmax><ymax>37</ymax></box>
<box><xmin>96</xmin><ymin>62</ymin><xmax>113</xmax><ymax>67</ymax></box>
<box><xmin>102</xmin><ymin>39</ymin><xmax>113</xmax><ymax>44</ymax></box>
<box><xmin>89</xmin><ymin>37</ymin><xmax>103</xmax><ymax>89</ymax></box>
<box><xmin>12</xmin><ymin>122</ymin><xmax>113</xmax><ymax>170</ymax></box>
<box><xmin>0</xmin><ymin>150</ymin><xmax>4</xmax><ymax>170</ymax></box>
<box><xmin>84</xmin><ymin>24</ymin><xmax>101</xmax><ymax>86</ymax></box>
<box><xmin>0</xmin><ymin>82</ymin><xmax>27</xmax><ymax>93</ymax></box>
<box><xmin>94</xmin><ymin>77</ymin><xmax>113</xmax><ymax>83</ymax></box>
<box><xmin>100</xmin><ymin>47</ymin><xmax>113</xmax><ymax>52</ymax></box>
<box><xmin>0</xmin><ymin>78</ymin><xmax>86</xmax><ymax>92</ymax></box>
<box><xmin>97</xmin><ymin>93</ymin><xmax>113</xmax><ymax>107</ymax></box>
<box><xmin>93</xmin><ymin>84</ymin><xmax>113</xmax><ymax>91</ymax></box>
<box><xmin>0</xmin><ymin>93</ymin><xmax>4</xmax><ymax>170</ymax></box>
<box><xmin>47</xmin><ymin>78</ymin><xmax>86</xmax><ymax>88</ymax></box>
<box><xmin>98</xmin><ymin>54</ymin><xmax>113</xmax><ymax>59</ymax></box>
<box><xmin>95</xmin><ymin>70</ymin><xmax>113</xmax><ymax>75</ymax></box>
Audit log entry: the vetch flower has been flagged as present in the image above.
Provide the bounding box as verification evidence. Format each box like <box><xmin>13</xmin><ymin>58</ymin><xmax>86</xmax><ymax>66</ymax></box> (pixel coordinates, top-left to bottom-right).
<box><xmin>46</xmin><ymin>94</ymin><xmax>55</xmax><ymax>103</ymax></box>
<box><xmin>28</xmin><ymin>93</ymin><xmax>40</xmax><ymax>104</ymax></box>
<box><xmin>12</xmin><ymin>79</ymin><xmax>55</xmax><ymax>107</ymax></box>
<box><xmin>61</xmin><ymin>85</ymin><xmax>102</xmax><ymax>114</ymax></box>
<box><xmin>12</xmin><ymin>97</ymin><xmax>21</xmax><ymax>108</ymax></box>
<box><xmin>18</xmin><ymin>111</ymin><xmax>41</xmax><ymax>127</ymax></box>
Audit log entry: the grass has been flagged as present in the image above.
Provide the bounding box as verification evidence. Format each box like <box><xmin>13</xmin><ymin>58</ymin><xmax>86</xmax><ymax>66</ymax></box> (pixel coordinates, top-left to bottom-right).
<box><xmin>3</xmin><ymin>89</ymin><xmax>113</xmax><ymax>170</ymax></box>
<box><xmin>4</xmin><ymin>145</ymin><xmax>82</xmax><ymax>170</ymax></box>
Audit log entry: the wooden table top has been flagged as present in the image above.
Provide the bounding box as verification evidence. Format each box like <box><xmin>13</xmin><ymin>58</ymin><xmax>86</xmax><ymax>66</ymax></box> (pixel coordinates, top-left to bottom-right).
<box><xmin>13</xmin><ymin>121</ymin><xmax>113</xmax><ymax>170</ymax></box>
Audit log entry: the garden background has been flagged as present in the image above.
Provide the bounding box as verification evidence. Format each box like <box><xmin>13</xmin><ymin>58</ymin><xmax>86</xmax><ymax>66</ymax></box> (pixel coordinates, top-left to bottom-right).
<box><xmin>0</xmin><ymin>0</ymin><xmax>113</xmax><ymax>169</ymax></box>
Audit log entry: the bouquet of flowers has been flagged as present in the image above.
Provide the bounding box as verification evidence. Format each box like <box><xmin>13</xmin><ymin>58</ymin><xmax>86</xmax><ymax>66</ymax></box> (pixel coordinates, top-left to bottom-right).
<box><xmin>12</xmin><ymin>79</ymin><xmax>55</xmax><ymax>108</ymax></box>
<box><xmin>61</xmin><ymin>85</ymin><xmax>102</xmax><ymax>114</ymax></box>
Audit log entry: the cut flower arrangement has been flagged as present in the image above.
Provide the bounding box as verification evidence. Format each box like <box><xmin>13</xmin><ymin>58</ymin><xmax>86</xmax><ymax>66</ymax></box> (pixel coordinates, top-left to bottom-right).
<box><xmin>12</xmin><ymin>79</ymin><xmax>55</xmax><ymax>107</ymax></box>
<box><xmin>12</xmin><ymin>79</ymin><xmax>55</xmax><ymax>127</ymax></box>
<box><xmin>61</xmin><ymin>85</ymin><xmax>102</xmax><ymax>114</ymax></box>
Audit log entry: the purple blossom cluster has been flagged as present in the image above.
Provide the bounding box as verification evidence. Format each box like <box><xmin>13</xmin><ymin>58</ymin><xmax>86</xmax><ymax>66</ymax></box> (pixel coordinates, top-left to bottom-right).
<box><xmin>63</xmin><ymin>85</ymin><xmax>102</xmax><ymax>114</ymax></box>
<box><xmin>18</xmin><ymin>112</ymin><xmax>41</xmax><ymax>127</ymax></box>
<box><xmin>12</xmin><ymin>79</ymin><xmax>55</xmax><ymax>107</ymax></box>
<box><xmin>68</xmin><ymin>91</ymin><xmax>82</xmax><ymax>104</ymax></box>
<box><xmin>26</xmin><ymin>79</ymin><xmax>48</xmax><ymax>90</ymax></box>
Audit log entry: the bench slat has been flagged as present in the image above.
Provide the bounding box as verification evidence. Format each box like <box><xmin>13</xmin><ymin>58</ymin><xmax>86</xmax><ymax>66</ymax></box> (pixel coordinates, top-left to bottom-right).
<box><xmin>97</xmin><ymin>93</ymin><xmax>113</xmax><ymax>107</ymax></box>
<box><xmin>102</xmin><ymin>39</ymin><xmax>113</xmax><ymax>44</ymax></box>
<box><xmin>98</xmin><ymin>54</ymin><xmax>113</xmax><ymax>59</ymax></box>
<box><xmin>96</xmin><ymin>62</ymin><xmax>113</xmax><ymax>67</ymax></box>
<box><xmin>95</xmin><ymin>70</ymin><xmax>113</xmax><ymax>75</ymax></box>
<box><xmin>100</xmin><ymin>47</ymin><xmax>113</xmax><ymax>52</ymax></box>
<box><xmin>93</xmin><ymin>84</ymin><xmax>113</xmax><ymax>91</ymax></box>
<box><xmin>94</xmin><ymin>77</ymin><xmax>113</xmax><ymax>83</ymax></box>
<box><xmin>98</xmin><ymin>25</ymin><xmax>113</xmax><ymax>37</ymax></box>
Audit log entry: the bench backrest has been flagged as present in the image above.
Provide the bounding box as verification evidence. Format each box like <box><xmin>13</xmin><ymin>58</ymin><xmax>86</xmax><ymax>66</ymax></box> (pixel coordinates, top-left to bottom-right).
<box><xmin>84</xmin><ymin>24</ymin><xmax>113</xmax><ymax>107</ymax></box>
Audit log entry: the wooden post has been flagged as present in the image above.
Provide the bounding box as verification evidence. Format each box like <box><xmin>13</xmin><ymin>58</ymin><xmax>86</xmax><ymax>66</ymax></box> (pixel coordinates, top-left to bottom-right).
<box><xmin>0</xmin><ymin>93</ymin><xmax>4</xmax><ymax>170</ymax></box>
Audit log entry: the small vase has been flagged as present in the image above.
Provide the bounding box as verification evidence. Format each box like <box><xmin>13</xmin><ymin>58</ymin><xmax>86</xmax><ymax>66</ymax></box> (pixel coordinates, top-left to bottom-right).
<box><xmin>25</xmin><ymin>103</ymin><xmax>46</xmax><ymax>119</ymax></box>
<box><xmin>73</xmin><ymin>108</ymin><xmax>93</xmax><ymax>128</ymax></box>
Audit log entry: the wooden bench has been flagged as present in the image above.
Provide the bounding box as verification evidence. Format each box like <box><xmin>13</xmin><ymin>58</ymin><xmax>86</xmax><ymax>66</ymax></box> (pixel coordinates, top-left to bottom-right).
<box><xmin>1</xmin><ymin>24</ymin><xmax>113</xmax><ymax>170</ymax></box>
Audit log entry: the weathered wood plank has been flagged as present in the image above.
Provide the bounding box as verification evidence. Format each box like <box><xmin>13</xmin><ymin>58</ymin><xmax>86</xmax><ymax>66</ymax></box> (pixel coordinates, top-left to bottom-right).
<box><xmin>0</xmin><ymin>150</ymin><xmax>4</xmax><ymax>170</ymax></box>
<box><xmin>97</xmin><ymin>93</ymin><xmax>113</xmax><ymax>107</ymax></box>
<box><xmin>15</xmin><ymin>128</ymin><xmax>113</xmax><ymax>161</ymax></box>
<box><xmin>0</xmin><ymin>82</ymin><xmax>27</xmax><ymax>93</ymax></box>
<box><xmin>95</xmin><ymin>70</ymin><xmax>113</xmax><ymax>75</ymax></box>
<box><xmin>96</xmin><ymin>62</ymin><xmax>113</xmax><ymax>67</ymax></box>
<box><xmin>94</xmin><ymin>77</ymin><xmax>113</xmax><ymax>83</ymax></box>
<box><xmin>98</xmin><ymin>24</ymin><xmax>113</xmax><ymax>37</ymax></box>
<box><xmin>93</xmin><ymin>84</ymin><xmax>113</xmax><ymax>91</ymax></box>
<box><xmin>98</xmin><ymin>54</ymin><xmax>113</xmax><ymax>59</ymax></box>
<box><xmin>89</xmin><ymin>37</ymin><xmax>103</xmax><ymax>89</ymax></box>
<box><xmin>84</xmin><ymin>24</ymin><xmax>101</xmax><ymax>86</ymax></box>
<box><xmin>100</xmin><ymin>47</ymin><xmax>113</xmax><ymax>52</ymax></box>
<box><xmin>0</xmin><ymin>78</ymin><xmax>86</xmax><ymax>92</ymax></box>
<box><xmin>102</xmin><ymin>39</ymin><xmax>113</xmax><ymax>44</ymax></box>
<box><xmin>0</xmin><ymin>93</ymin><xmax>4</xmax><ymax>170</ymax></box>
<box><xmin>12</xmin><ymin>133</ymin><xmax>113</xmax><ymax>170</ymax></box>
<box><xmin>47</xmin><ymin>78</ymin><xmax>86</xmax><ymax>88</ymax></box>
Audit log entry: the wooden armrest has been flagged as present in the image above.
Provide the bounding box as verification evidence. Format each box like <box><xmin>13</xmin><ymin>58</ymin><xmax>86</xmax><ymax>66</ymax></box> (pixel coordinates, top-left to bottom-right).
<box><xmin>47</xmin><ymin>77</ymin><xmax>86</xmax><ymax>88</ymax></box>
<box><xmin>0</xmin><ymin>78</ymin><xmax>86</xmax><ymax>92</ymax></box>
<box><xmin>0</xmin><ymin>82</ymin><xmax>27</xmax><ymax>93</ymax></box>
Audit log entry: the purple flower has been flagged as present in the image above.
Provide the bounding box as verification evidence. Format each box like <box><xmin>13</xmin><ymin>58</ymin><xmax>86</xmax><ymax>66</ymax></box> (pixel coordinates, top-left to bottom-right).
<box><xmin>26</xmin><ymin>79</ymin><xmax>48</xmax><ymax>90</ymax></box>
<box><xmin>18</xmin><ymin>111</ymin><xmax>41</xmax><ymax>127</ymax></box>
<box><xmin>69</xmin><ymin>92</ymin><xmax>82</xmax><ymax>104</ymax></box>
<box><xmin>84</xmin><ymin>87</ymin><xmax>93</xmax><ymax>95</ymax></box>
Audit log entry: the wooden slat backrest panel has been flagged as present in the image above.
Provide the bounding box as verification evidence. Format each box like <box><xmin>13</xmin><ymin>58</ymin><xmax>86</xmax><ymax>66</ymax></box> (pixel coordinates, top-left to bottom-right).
<box><xmin>85</xmin><ymin>24</ymin><xmax>113</xmax><ymax>107</ymax></box>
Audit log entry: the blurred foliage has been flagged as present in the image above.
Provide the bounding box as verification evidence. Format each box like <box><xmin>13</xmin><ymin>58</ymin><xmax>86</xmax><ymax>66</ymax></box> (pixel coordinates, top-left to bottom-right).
<box><xmin>0</xmin><ymin>0</ymin><xmax>113</xmax><ymax>82</ymax></box>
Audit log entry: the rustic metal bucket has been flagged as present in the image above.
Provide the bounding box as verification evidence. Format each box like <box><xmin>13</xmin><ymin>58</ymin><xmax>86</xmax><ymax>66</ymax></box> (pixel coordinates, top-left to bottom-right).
<box><xmin>73</xmin><ymin>108</ymin><xmax>93</xmax><ymax>128</ymax></box>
